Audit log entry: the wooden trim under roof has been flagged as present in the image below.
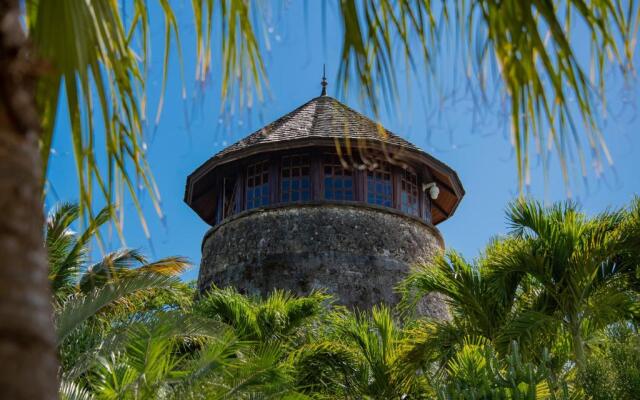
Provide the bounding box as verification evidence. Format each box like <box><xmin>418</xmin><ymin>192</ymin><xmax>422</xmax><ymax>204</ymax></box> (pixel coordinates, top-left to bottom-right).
<box><xmin>186</xmin><ymin>141</ymin><xmax>464</xmax><ymax>226</ymax></box>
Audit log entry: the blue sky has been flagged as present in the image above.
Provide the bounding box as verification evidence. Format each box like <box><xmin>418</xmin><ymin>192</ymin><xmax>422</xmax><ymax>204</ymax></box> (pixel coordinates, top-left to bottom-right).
<box><xmin>47</xmin><ymin>2</ymin><xmax>640</xmax><ymax>281</ymax></box>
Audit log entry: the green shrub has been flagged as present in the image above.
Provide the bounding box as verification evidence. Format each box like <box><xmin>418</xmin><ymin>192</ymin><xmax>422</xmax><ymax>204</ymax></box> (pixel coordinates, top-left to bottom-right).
<box><xmin>436</xmin><ymin>339</ymin><xmax>574</xmax><ymax>399</ymax></box>
<box><xmin>578</xmin><ymin>328</ymin><xmax>640</xmax><ymax>400</ymax></box>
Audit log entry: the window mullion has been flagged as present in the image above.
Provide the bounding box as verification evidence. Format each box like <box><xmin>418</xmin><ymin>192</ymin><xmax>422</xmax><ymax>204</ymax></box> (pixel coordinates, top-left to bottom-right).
<box><xmin>269</xmin><ymin>158</ymin><xmax>279</xmax><ymax>205</ymax></box>
<box><xmin>393</xmin><ymin>167</ymin><xmax>401</xmax><ymax>210</ymax></box>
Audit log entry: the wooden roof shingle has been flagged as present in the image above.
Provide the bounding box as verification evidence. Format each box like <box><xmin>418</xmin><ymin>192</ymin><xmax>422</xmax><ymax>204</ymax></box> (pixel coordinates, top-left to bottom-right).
<box><xmin>211</xmin><ymin>95</ymin><xmax>421</xmax><ymax>161</ymax></box>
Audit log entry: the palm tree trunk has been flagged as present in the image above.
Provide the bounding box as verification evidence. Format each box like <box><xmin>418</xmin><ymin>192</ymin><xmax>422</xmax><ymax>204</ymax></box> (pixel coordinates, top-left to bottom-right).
<box><xmin>0</xmin><ymin>1</ymin><xmax>58</xmax><ymax>398</ymax></box>
<box><xmin>570</xmin><ymin>317</ymin><xmax>586</xmax><ymax>370</ymax></box>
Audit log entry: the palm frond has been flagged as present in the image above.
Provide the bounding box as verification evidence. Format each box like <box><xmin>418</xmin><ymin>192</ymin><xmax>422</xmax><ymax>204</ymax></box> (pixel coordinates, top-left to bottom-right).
<box><xmin>324</xmin><ymin>305</ymin><xmax>428</xmax><ymax>398</ymax></box>
<box><xmin>59</xmin><ymin>379</ymin><xmax>94</xmax><ymax>400</ymax></box>
<box><xmin>289</xmin><ymin>341</ymin><xmax>358</xmax><ymax>395</ymax></box>
<box><xmin>257</xmin><ymin>289</ymin><xmax>331</xmax><ymax>341</ymax></box>
<box><xmin>335</xmin><ymin>1</ymin><xmax>638</xmax><ymax>189</ymax></box>
<box><xmin>137</xmin><ymin>255</ymin><xmax>191</xmax><ymax>276</ymax></box>
<box><xmin>55</xmin><ymin>272</ymin><xmax>178</xmax><ymax>344</ymax></box>
<box><xmin>78</xmin><ymin>250</ymin><xmax>190</xmax><ymax>295</ymax></box>
<box><xmin>30</xmin><ymin>0</ymin><xmax>156</xmax><ymax>241</ymax></box>
<box><xmin>89</xmin><ymin>352</ymin><xmax>140</xmax><ymax>399</ymax></box>
<box><xmin>197</xmin><ymin>287</ymin><xmax>328</xmax><ymax>343</ymax></box>
<box><xmin>183</xmin><ymin>328</ymin><xmax>244</xmax><ymax>382</ymax></box>
<box><xmin>78</xmin><ymin>248</ymin><xmax>147</xmax><ymax>293</ymax></box>
<box><xmin>494</xmin><ymin>310</ymin><xmax>559</xmax><ymax>356</ymax></box>
<box><xmin>46</xmin><ymin>203</ymin><xmax>111</xmax><ymax>297</ymax></box>
<box><xmin>123</xmin><ymin>314</ymin><xmax>218</xmax><ymax>385</ymax></box>
<box><xmin>220</xmin><ymin>343</ymin><xmax>297</xmax><ymax>399</ymax></box>
<box><xmin>46</xmin><ymin>202</ymin><xmax>82</xmax><ymax>295</ymax></box>
<box><xmin>399</xmin><ymin>319</ymin><xmax>467</xmax><ymax>370</ymax></box>
<box><xmin>87</xmin><ymin>312</ymin><xmax>227</xmax><ymax>398</ymax></box>
<box><xmin>31</xmin><ymin>0</ymin><xmax>639</xmax><ymax>236</ymax></box>
<box><xmin>400</xmin><ymin>250</ymin><xmax>514</xmax><ymax>340</ymax></box>
<box><xmin>336</xmin><ymin>0</ymin><xmax>442</xmax><ymax>114</ymax></box>
<box><xmin>196</xmin><ymin>286</ymin><xmax>261</xmax><ymax>340</ymax></box>
<box><xmin>30</xmin><ymin>0</ymin><xmax>269</xmax><ymax>237</ymax></box>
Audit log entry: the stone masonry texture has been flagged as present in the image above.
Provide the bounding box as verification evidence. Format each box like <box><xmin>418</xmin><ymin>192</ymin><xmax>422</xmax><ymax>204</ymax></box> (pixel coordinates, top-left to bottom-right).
<box><xmin>198</xmin><ymin>203</ymin><xmax>448</xmax><ymax>319</ymax></box>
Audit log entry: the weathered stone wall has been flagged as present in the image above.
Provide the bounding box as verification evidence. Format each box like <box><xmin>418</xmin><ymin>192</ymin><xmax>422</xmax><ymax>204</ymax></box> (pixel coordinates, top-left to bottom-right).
<box><xmin>198</xmin><ymin>203</ymin><xmax>448</xmax><ymax>318</ymax></box>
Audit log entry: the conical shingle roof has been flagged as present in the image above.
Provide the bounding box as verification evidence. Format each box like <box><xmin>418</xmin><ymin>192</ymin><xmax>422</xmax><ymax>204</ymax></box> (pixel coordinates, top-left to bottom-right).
<box><xmin>212</xmin><ymin>96</ymin><xmax>421</xmax><ymax>162</ymax></box>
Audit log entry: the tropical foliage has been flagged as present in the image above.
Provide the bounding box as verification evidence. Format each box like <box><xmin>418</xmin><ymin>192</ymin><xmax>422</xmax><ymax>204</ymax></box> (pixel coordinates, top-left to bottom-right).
<box><xmin>48</xmin><ymin>203</ymin><xmax>310</xmax><ymax>399</ymax></box>
<box><xmin>51</xmin><ymin>198</ymin><xmax>640</xmax><ymax>399</ymax></box>
<box><xmin>4</xmin><ymin>1</ymin><xmax>637</xmax><ymax>398</ymax></box>
<box><xmin>400</xmin><ymin>198</ymin><xmax>640</xmax><ymax>398</ymax></box>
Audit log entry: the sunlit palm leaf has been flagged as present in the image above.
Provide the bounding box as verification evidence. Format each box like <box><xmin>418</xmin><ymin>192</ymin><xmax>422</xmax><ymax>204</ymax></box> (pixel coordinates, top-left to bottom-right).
<box><xmin>196</xmin><ymin>287</ymin><xmax>329</xmax><ymax>343</ymax></box>
<box><xmin>29</xmin><ymin>0</ymin><xmax>640</xmax><ymax>238</ymax></box>
<box><xmin>289</xmin><ymin>341</ymin><xmax>358</xmax><ymax>394</ymax></box>
<box><xmin>320</xmin><ymin>306</ymin><xmax>428</xmax><ymax>398</ymax></box>
<box><xmin>55</xmin><ymin>272</ymin><xmax>178</xmax><ymax>344</ymax></box>
<box><xmin>399</xmin><ymin>249</ymin><xmax>517</xmax><ymax>340</ymax></box>
<box><xmin>27</xmin><ymin>0</ymin><xmax>268</xmax><ymax>236</ymax></box>
<box><xmin>219</xmin><ymin>344</ymin><xmax>298</xmax><ymax>399</ymax></box>
<box><xmin>46</xmin><ymin>202</ymin><xmax>111</xmax><ymax>297</ymax></box>
<box><xmin>78</xmin><ymin>249</ymin><xmax>189</xmax><ymax>293</ymax></box>
<box><xmin>491</xmin><ymin>198</ymin><xmax>639</xmax><ymax>367</ymax></box>
<box><xmin>336</xmin><ymin>1</ymin><xmax>638</xmax><ymax>190</ymax></box>
<box><xmin>113</xmin><ymin>313</ymin><xmax>223</xmax><ymax>396</ymax></box>
<box><xmin>59</xmin><ymin>378</ymin><xmax>94</xmax><ymax>400</ymax></box>
<box><xmin>399</xmin><ymin>319</ymin><xmax>466</xmax><ymax>371</ymax></box>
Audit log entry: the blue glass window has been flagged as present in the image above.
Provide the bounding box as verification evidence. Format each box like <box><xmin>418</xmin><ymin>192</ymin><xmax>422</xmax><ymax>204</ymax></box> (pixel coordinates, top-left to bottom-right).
<box><xmin>400</xmin><ymin>169</ymin><xmax>419</xmax><ymax>216</ymax></box>
<box><xmin>246</xmin><ymin>161</ymin><xmax>270</xmax><ymax>209</ymax></box>
<box><xmin>281</xmin><ymin>155</ymin><xmax>310</xmax><ymax>203</ymax></box>
<box><xmin>367</xmin><ymin>162</ymin><xmax>393</xmax><ymax>207</ymax></box>
<box><xmin>324</xmin><ymin>154</ymin><xmax>354</xmax><ymax>201</ymax></box>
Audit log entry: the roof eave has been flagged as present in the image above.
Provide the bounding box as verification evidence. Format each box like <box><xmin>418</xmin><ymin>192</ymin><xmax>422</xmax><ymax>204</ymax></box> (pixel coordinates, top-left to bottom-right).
<box><xmin>184</xmin><ymin>137</ymin><xmax>465</xmax><ymax>222</ymax></box>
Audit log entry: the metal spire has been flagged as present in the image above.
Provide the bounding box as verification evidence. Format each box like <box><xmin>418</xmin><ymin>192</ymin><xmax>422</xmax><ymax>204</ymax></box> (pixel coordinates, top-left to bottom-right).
<box><xmin>320</xmin><ymin>64</ymin><xmax>327</xmax><ymax>96</ymax></box>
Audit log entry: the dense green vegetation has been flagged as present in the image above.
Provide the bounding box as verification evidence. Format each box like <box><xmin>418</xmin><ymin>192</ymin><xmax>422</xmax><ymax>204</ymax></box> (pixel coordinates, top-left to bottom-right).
<box><xmin>52</xmin><ymin>198</ymin><xmax>640</xmax><ymax>399</ymax></box>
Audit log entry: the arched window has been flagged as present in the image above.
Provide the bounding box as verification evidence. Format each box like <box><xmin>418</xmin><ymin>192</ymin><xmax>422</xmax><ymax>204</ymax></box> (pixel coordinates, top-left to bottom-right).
<box><xmin>400</xmin><ymin>169</ymin><xmax>419</xmax><ymax>216</ymax></box>
<box><xmin>246</xmin><ymin>160</ymin><xmax>270</xmax><ymax>209</ymax></box>
<box><xmin>281</xmin><ymin>154</ymin><xmax>310</xmax><ymax>202</ymax></box>
<box><xmin>367</xmin><ymin>161</ymin><xmax>392</xmax><ymax>207</ymax></box>
<box><xmin>323</xmin><ymin>153</ymin><xmax>353</xmax><ymax>201</ymax></box>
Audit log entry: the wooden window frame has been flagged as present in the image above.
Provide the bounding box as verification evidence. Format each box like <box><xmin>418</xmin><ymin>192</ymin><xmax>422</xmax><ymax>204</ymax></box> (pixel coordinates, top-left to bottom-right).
<box><xmin>420</xmin><ymin>170</ymin><xmax>434</xmax><ymax>224</ymax></box>
<box><xmin>365</xmin><ymin>159</ymin><xmax>393</xmax><ymax>208</ymax></box>
<box><xmin>399</xmin><ymin>168</ymin><xmax>419</xmax><ymax>217</ymax></box>
<box><xmin>280</xmin><ymin>153</ymin><xmax>312</xmax><ymax>203</ymax></box>
<box><xmin>322</xmin><ymin>152</ymin><xmax>356</xmax><ymax>202</ymax></box>
<box><xmin>215</xmin><ymin>173</ymin><xmax>241</xmax><ymax>220</ymax></box>
<box><xmin>212</xmin><ymin>147</ymin><xmax>435</xmax><ymax>225</ymax></box>
<box><xmin>245</xmin><ymin>159</ymin><xmax>270</xmax><ymax>209</ymax></box>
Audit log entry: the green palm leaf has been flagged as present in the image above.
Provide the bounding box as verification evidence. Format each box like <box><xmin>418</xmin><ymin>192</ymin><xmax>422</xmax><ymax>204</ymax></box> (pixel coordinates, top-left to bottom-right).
<box><xmin>491</xmin><ymin>198</ymin><xmax>639</xmax><ymax>367</ymax></box>
<box><xmin>28</xmin><ymin>0</ymin><xmax>268</xmax><ymax>235</ymax></box>
<box><xmin>46</xmin><ymin>202</ymin><xmax>111</xmax><ymax>297</ymax></box>
<box><xmin>28</xmin><ymin>1</ymin><xmax>639</xmax><ymax>237</ymax></box>
<box><xmin>59</xmin><ymin>379</ymin><xmax>94</xmax><ymax>400</ymax></box>
<box><xmin>196</xmin><ymin>287</ymin><xmax>329</xmax><ymax>342</ymax></box>
<box><xmin>55</xmin><ymin>272</ymin><xmax>179</xmax><ymax>344</ymax></box>
<box><xmin>78</xmin><ymin>250</ymin><xmax>189</xmax><ymax>293</ymax></box>
<box><xmin>335</xmin><ymin>1</ymin><xmax>638</xmax><ymax>190</ymax></box>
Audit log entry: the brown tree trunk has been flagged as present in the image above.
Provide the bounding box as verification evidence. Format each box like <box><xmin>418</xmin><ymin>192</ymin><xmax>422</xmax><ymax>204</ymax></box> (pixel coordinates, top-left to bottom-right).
<box><xmin>0</xmin><ymin>1</ymin><xmax>58</xmax><ymax>398</ymax></box>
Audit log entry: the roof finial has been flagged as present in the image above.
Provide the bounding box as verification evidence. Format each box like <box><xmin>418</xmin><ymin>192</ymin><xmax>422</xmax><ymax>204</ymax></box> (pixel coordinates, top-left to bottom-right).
<box><xmin>320</xmin><ymin>64</ymin><xmax>327</xmax><ymax>96</ymax></box>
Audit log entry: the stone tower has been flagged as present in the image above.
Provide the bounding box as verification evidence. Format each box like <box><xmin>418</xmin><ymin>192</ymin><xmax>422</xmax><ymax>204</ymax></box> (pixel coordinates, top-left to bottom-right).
<box><xmin>184</xmin><ymin>90</ymin><xmax>464</xmax><ymax>318</ymax></box>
